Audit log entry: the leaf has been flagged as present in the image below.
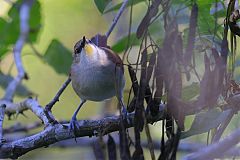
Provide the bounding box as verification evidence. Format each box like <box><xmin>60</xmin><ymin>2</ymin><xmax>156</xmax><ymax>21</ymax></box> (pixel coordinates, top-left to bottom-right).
<box><xmin>0</xmin><ymin>1</ymin><xmax>41</xmax><ymax>58</ymax></box>
<box><xmin>44</xmin><ymin>39</ymin><xmax>72</xmax><ymax>75</ymax></box>
<box><xmin>112</xmin><ymin>33</ymin><xmax>140</xmax><ymax>53</ymax></box>
<box><xmin>181</xmin><ymin>108</ymin><xmax>232</xmax><ymax>139</ymax></box>
<box><xmin>182</xmin><ymin>82</ymin><xmax>200</xmax><ymax>101</ymax></box>
<box><xmin>104</xmin><ymin>0</ymin><xmax>145</xmax><ymax>14</ymax></box>
<box><xmin>0</xmin><ymin>73</ymin><xmax>34</xmax><ymax>97</ymax></box>
<box><xmin>94</xmin><ymin>0</ymin><xmax>112</xmax><ymax>14</ymax></box>
<box><xmin>197</xmin><ymin>0</ymin><xmax>218</xmax><ymax>35</ymax></box>
<box><xmin>29</xmin><ymin>0</ymin><xmax>42</xmax><ymax>42</ymax></box>
<box><xmin>0</xmin><ymin>16</ymin><xmax>19</xmax><ymax>56</ymax></box>
<box><xmin>210</xmin><ymin>2</ymin><xmax>226</xmax><ymax>17</ymax></box>
<box><xmin>8</xmin><ymin>0</ymin><xmax>42</xmax><ymax>43</ymax></box>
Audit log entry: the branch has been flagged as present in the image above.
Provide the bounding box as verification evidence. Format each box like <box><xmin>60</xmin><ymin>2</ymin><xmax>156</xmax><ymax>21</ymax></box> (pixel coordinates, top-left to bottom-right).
<box><xmin>183</xmin><ymin>127</ymin><xmax>240</xmax><ymax>160</ymax></box>
<box><xmin>45</xmin><ymin>77</ymin><xmax>71</xmax><ymax>111</ymax></box>
<box><xmin>54</xmin><ymin>138</ymin><xmax>205</xmax><ymax>152</ymax></box>
<box><xmin>105</xmin><ymin>0</ymin><xmax>129</xmax><ymax>39</ymax></box>
<box><xmin>0</xmin><ymin>109</ymin><xmax>164</xmax><ymax>159</ymax></box>
<box><xmin>0</xmin><ymin>98</ymin><xmax>52</xmax><ymax>126</ymax></box>
<box><xmin>0</xmin><ymin>104</ymin><xmax>6</xmax><ymax>144</ymax></box>
<box><xmin>3</xmin><ymin>0</ymin><xmax>34</xmax><ymax>101</ymax></box>
<box><xmin>3</xmin><ymin>120</ymin><xmax>68</xmax><ymax>134</ymax></box>
<box><xmin>3</xmin><ymin>121</ymin><xmax>42</xmax><ymax>134</ymax></box>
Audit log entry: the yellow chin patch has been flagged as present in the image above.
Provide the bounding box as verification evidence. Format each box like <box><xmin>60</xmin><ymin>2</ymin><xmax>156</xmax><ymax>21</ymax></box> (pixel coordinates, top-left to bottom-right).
<box><xmin>84</xmin><ymin>44</ymin><xmax>93</xmax><ymax>56</ymax></box>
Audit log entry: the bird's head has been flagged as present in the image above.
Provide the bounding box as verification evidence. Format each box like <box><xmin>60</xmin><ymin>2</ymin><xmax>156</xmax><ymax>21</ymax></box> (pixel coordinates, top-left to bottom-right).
<box><xmin>74</xmin><ymin>36</ymin><xmax>96</xmax><ymax>57</ymax></box>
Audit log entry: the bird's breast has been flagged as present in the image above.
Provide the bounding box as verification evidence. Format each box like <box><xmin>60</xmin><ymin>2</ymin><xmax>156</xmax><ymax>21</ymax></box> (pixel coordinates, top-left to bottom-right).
<box><xmin>71</xmin><ymin>62</ymin><xmax>124</xmax><ymax>101</ymax></box>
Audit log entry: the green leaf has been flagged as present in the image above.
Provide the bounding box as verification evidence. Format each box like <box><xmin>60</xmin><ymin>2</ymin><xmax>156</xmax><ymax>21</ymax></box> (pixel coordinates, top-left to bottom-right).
<box><xmin>197</xmin><ymin>0</ymin><xmax>222</xmax><ymax>35</ymax></box>
<box><xmin>0</xmin><ymin>16</ymin><xmax>19</xmax><ymax>45</ymax></box>
<box><xmin>44</xmin><ymin>39</ymin><xmax>72</xmax><ymax>75</ymax></box>
<box><xmin>0</xmin><ymin>0</ymin><xmax>41</xmax><ymax>58</ymax></box>
<box><xmin>29</xmin><ymin>0</ymin><xmax>42</xmax><ymax>42</ymax></box>
<box><xmin>112</xmin><ymin>33</ymin><xmax>140</xmax><ymax>53</ymax></box>
<box><xmin>104</xmin><ymin>0</ymin><xmax>145</xmax><ymax>14</ymax></box>
<box><xmin>94</xmin><ymin>0</ymin><xmax>112</xmax><ymax>14</ymax></box>
<box><xmin>182</xmin><ymin>82</ymin><xmax>200</xmax><ymax>101</ymax></box>
<box><xmin>181</xmin><ymin>108</ymin><xmax>232</xmax><ymax>139</ymax></box>
<box><xmin>0</xmin><ymin>17</ymin><xmax>16</xmax><ymax>58</ymax></box>
<box><xmin>0</xmin><ymin>45</ymin><xmax>9</xmax><ymax>59</ymax></box>
<box><xmin>8</xmin><ymin>0</ymin><xmax>41</xmax><ymax>43</ymax></box>
<box><xmin>0</xmin><ymin>73</ymin><xmax>34</xmax><ymax>97</ymax></box>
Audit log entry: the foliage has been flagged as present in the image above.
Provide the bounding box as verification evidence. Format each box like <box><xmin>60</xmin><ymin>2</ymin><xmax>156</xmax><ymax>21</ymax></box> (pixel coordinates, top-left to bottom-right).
<box><xmin>44</xmin><ymin>39</ymin><xmax>72</xmax><ymax>75</ymax></box>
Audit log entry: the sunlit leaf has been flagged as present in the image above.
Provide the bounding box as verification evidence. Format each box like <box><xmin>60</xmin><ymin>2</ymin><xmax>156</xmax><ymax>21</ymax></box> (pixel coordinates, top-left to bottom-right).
<box><xmin>94</xmin><ymin>0</ymin><xmax>112</xmax><ymax>14</ymax></box>
<box><xmin>44</xmin><ymin>40</ymin><xmax>72</xmax><ymax>75</ymax></box>
<box><xmin>181</xmin><ymin>108</ymin><xmax>232</xmax><ymax>139</ymax></box>
<box><xmin>197</xmin><ymin>0</ymin><xmax>220</xmax><ymax>35</ymax></box>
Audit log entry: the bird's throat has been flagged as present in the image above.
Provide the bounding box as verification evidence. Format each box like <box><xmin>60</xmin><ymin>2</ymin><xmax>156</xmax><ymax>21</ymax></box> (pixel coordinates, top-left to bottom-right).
<box><xmin>84</xmin><ymin>44</ymin><xmax>93</xmax><ymax>56</ymax></box>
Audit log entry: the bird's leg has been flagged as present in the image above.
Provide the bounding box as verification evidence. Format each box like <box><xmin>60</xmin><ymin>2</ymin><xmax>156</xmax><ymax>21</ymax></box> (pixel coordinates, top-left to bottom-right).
<box><xmin>114</xmin><ymin>65</ymin><xmax>129</xmax><ymax>122</ymax></box>
<box><xmin>119</xmin><ymin>99</ymin><xmax>127</xmax><ymax>118</ymax></box>
<box><xmin>69</xmin><ymin>99</ymin><xmax>86</xmax><ymax>140</ymax></box>
<box><xmin>119</xmin><ymin>98</ymin><xmax>131</xmax><ymax>125</ymax></box>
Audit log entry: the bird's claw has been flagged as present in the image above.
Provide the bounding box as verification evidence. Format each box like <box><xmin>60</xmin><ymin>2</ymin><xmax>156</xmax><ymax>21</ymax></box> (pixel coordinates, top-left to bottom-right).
<box><xmin>121</xmin><ymin>107</ymin><xmax>130</xmax><ymax>124</ymax></box>
<box><xmin>69</xmin><ymin>117</ymin><xmax>80</xmax><ymax>142</ymax></box>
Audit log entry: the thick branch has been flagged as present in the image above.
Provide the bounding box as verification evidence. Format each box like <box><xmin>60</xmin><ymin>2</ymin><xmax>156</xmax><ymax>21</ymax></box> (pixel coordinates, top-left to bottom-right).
<box><xmin>3</xmin><ymin>0</ymin><xmax>34</xmax><ymax>101</ymax></box>
<box><xmin>0</xmin><ymin>109</ymin><xmax>164</xmax><ymax>159</ymax></box>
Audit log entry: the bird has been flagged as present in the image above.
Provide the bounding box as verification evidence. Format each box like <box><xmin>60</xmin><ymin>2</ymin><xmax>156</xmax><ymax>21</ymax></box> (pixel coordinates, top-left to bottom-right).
<box><xmin>69</xmin><ymin>36</ymin><xmax>126</xmax><ymax>135</ymax></box>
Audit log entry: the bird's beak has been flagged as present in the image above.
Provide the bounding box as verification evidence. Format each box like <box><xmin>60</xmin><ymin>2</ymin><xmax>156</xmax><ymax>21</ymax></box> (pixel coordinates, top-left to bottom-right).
<box><xmin>81</xmin><ymin>36</ymin><xmax>86</xmax><ymax>48</ymax></box>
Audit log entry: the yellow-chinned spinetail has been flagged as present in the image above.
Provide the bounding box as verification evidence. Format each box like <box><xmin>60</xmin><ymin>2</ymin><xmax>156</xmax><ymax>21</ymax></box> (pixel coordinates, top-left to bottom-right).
<box><xmin>70</xmin><ymin>36</ymin><xmax>127</xmax><ymax>135</ymax></box>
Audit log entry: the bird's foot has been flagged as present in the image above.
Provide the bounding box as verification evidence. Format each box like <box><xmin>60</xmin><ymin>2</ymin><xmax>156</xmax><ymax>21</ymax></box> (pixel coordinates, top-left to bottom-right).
<box><xmin>69</xmin><ymin>117</ymin><xmax>80</xmax><ymax>142</ymax></box>
<box><xmin>121</xmin><ymin>107</ymin><xmax>130</xmax><ymax>124</ymax></box>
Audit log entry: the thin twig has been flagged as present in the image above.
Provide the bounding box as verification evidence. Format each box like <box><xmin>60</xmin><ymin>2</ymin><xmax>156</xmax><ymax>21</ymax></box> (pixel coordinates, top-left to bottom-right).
<box><xmin>28</xmin><ymin>41</ymin><xmax>43</xmax><ymax>59</ymax></box>
<box><xmin>105</xmin><ymin>0</ymin><xmax>129</xmax><ymax>39</ymax></box>
<box><xmin>0</xmin><ymin>98</ymin><xmax>52</xmax><ymax>126</ymax></box>
<box><xmin>45</xmin><ymin>77</ymin><xmax>71</xmax><ymax>111</ymax></box>
<box><xmin>3</xmin><ymin>0</ymin><xmax>35</xmax><ymax>101</ymax></box>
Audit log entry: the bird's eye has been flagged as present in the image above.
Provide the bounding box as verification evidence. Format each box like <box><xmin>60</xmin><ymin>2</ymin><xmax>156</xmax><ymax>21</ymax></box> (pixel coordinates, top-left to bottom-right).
<box><xmin>74</xmin><ymin>47</ymin><xmax>81</xmax><ymax>54</ymax></box>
